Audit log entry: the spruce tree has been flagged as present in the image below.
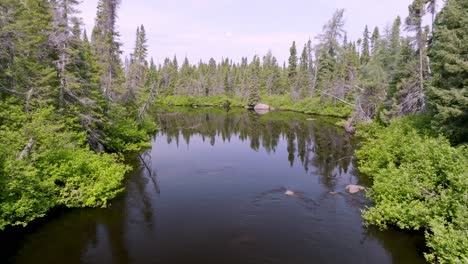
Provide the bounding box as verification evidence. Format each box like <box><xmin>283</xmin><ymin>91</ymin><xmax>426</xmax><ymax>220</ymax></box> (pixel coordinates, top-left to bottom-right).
<box><xmin>247</xmin><ymin>56</ymin><xmax>261</xmax><ymax>106</ymax></box>
<box><xmin>288</xmin><ymin>41</ymin><xmax>298</xmax><ymax>82</ymax></box>
<box><xmin>427</xmin><ymin>0</ymin><xmax>468</xmax><ymax>143</ymax></box>
<box><xmin>314</xmin><ymin>9</ymin><xmax>346</xmax><ymax>94</ymax></box>
<box><xmin>49</xmin><ymin>0</ymin><xmax>83</xmax><ymax>104</ymax></box>
<box><xmin>91</xmin><ymin>0</ymin><xmax>123</xmax><ymax>99</ymax></box>
<box><xmin>405</xmin><ymin>0</ymin><xmax>427</xmax><ymax>99</ymax></box>
<box><xmin>0</xmin><ymin>0</ymin><xmax>55</xmax><ymax>99</ymax></box>
<box><xmin>370</xmin><ymin>26</ymin><xmax>380</xmax><ymax>55</ymax></box>
<box><xmin>297</xmin><ymin>45</ymin><xmax>311</xmax><ymax>97</ymax></box>
<box><xmin>361</xmin><ymin>25</ymin><xmax>370</xmax><ymax>64</ymax></box>
<box><xmin>300</xmin><ymin>45</ymin><xmax>308</xmax><ymax>72</ymax></box>
<box><xmin>125</xmin><ymin>25</ymin><xmax>148</xmax><ymax>106</ymax></box>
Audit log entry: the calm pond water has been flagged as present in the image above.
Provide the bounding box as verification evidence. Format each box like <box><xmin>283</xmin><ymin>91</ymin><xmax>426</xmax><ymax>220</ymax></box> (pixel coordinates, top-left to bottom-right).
<box><xmin>1</xmin><ymin>107</ymin><xmax>426</xmax><ymax>264</ymax></box>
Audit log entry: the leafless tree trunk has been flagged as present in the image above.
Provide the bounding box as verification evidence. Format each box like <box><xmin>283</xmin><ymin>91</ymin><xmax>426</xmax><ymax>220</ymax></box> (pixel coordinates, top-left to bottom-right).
<box><xmin>138</xmin><ymin>82</ymin><xmax>157</xmax><ymax>122</ymax></box>
<box><xmin>16</xmin><ymin>138</ymin><xmax>34</xmax><ymax>160</ymax></box>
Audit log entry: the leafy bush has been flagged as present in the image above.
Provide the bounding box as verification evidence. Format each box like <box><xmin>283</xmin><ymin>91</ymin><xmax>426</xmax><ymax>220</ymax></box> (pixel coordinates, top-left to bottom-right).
<box><xmin>0</xmin><ymin>102</ymin><xmax>133</xmax><ymax>230</ymax></box>
<box><xmin>104</xmin><ymin>105</ymin><xmax>155</xmax><ymax>152</ymax></box>
<box><xmin>356</xmin><ymin>116</ymin><xmax>468</xmax><ymax>263</ymax></box>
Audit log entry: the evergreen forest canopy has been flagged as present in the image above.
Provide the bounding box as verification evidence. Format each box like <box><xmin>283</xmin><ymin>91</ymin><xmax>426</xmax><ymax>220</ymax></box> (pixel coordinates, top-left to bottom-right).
<box><xmin>0</xmin><ymin>0</ymin><xmax>466</xmax><ymax>263</ymax></box>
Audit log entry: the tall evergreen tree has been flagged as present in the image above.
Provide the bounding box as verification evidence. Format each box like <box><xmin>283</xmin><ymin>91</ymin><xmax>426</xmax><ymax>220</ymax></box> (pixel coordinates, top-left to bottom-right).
<box><xmin>314</xmin><ymin>9</ymin><xmax>346</xmax><ymax>97</ymax></box>
<box><xmin>295</xmin><ymin>45</ymin><xmax>311</xmax><ymax>98</ymax></box>
<box><xmin>49</xmin><ymin>0</ymin><xmax>83</xmax><ymax>104</ymax></box>
<box><xmin>0</xmin><ymin>0</ymin><xmax>55</xmax><ymax>101</ymax></box>
<box><xmin>288</xmin><ymin>41</ymin><xmax>298</xmax><ymax>82</ymax></box>
<box><xmin>371</xmin><ymin>26</ymin><xmax>380</xmax><ymax>55</ymax></box>
<box><xmin>125</xmin><ymin>25</ymin><xmax>148</xmax><ymax>105</ymax></box>
<box><xmin>427</xmin><ymin>0</ymin><xmax>468</xmax><ymax>143</ymax></box>
<box><xmin>247</xmin><ymin>55</ymin><xmax>261</xmax><ymax>106</ymax></box>
<box><xmin>405</xmin><ymin>0</ymin><xmax>427</xmax><ymax>100</ymax></box>
<box><xmin>361</xmin><ymin>25</ymin><xmax>370</xmax><ymax>64</ymax></box>
<box><xmin>91</xmin><ymin>0</ymin><xmax>123</xmax><ymax>99</ymax></box>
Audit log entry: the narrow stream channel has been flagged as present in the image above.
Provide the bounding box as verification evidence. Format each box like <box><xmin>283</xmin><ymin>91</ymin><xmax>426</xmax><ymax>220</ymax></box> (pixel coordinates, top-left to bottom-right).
<box><xmin>0</xmin><ymin>107</ymin><xmax>426</xmax><ymax>264</ymax></box>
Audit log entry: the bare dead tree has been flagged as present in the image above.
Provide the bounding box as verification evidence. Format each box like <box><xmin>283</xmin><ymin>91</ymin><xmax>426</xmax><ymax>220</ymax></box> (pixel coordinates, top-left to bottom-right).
<box><xmin>16</xmin><ymin>138</ymin><xmax>34</xmax><ymax>160</ymax></box>
<box><xmin>137</xmin><ymin>82</ymin><xmax>158</xmax><ymax>122</ymax></box>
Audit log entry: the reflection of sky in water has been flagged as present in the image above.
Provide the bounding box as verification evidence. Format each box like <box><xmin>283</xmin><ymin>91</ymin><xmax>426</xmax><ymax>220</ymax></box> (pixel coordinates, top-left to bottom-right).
<box><xmin>3</xmin><ymin>109</ymin><xmax>426</xmax><ymax>264</ymax></box>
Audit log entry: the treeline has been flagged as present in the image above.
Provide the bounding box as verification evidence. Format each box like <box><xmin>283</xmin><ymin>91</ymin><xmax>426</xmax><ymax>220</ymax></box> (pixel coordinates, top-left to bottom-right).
<box><xmin>140</xmin><ymin>0</ymin><xmax>465</xmax><ymax>144</ymax></box>
<box><xmin>0</xmin><ymin>0</ymin><xmax>154</xmax><ymax>229</ymax></box>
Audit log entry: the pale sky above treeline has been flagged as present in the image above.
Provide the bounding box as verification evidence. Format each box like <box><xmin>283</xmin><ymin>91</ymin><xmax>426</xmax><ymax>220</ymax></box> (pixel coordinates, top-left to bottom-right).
<box><xmin>79</xmin><ymin>0</ymin><xmax>434</xmax><ymax>64</ymax></box>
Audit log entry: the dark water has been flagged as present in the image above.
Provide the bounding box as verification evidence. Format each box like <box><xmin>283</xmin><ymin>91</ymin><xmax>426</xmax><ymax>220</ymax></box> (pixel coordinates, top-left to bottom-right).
<box><xmin>0</xmin><ymin>107</ymin><xmax>426</xmax><ymax>264</ymax></box>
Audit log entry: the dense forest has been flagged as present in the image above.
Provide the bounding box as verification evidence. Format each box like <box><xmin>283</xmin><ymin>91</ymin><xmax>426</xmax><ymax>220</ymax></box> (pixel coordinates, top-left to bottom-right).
<box><xmin>0</xmin><ymin>0</ymin><xmax>466</xmax><ymax>263</ymax></box>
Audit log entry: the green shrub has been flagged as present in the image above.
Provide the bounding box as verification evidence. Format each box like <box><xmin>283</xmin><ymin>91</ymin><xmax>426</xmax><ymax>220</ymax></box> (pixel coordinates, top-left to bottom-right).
<box><xmin>356</xmin><ymin>116</ymin><xmax>468</xmax><ymax>263</ymax></box>
<box><xmin>105</xmin><ymin>105</ymin><xmax>155</xmax><ymax>152</ymax></box>
<box><xmin>0</xmin><ymin>102</ymin><xmax>134</xmax><ymax>229</ymax></box>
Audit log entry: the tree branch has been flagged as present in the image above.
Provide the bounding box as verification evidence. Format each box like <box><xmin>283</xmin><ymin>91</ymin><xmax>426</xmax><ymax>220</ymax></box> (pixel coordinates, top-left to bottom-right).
<box><xmin>0</xmin><ymin>83</ymin><xmax>26</xmax><ymax>95</ymax></box>
<box><xmin>315</xmin><ymin>88</ymin><xmax>355</xmax><ymax>106</ymax></box>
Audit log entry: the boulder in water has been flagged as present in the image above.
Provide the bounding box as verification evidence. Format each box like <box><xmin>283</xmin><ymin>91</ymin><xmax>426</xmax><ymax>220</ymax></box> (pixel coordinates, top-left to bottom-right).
<box><xmin>346</xmin><ymin>184</ymin><xmax>366</xmax><ymax>194</ymax></box>
<box><xmin>254</xmin><ymin>103</ymin><xmax>270</xmax><ymax>110</ymax></box>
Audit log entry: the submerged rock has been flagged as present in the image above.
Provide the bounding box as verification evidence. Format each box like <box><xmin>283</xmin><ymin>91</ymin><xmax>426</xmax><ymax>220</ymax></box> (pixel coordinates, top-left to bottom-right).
<box><xmin>255</xmin><ymin>108</ymin><xmax>270</xmax><ymax>115</ymax></box>
<box><xmin>306</xmin><ymin>118</ymin><xmax>316</xmax><ymax>121</ymax></box>
<box><xmin>346</xmin><ymin>184</ymin><xmax>366</xmax><ymax>194</ymax></box>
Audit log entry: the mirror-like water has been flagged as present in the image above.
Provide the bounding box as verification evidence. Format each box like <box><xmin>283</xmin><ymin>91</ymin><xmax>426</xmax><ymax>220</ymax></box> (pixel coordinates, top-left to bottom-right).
<box><xmin>1</xmin><ymin>107</ymin><xmax>425</xmax><ymax>264</ymax></box>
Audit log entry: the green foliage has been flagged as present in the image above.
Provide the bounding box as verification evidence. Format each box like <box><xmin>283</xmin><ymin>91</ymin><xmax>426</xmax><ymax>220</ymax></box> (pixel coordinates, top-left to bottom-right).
<box><xmin>427</xmin><ymin>0</ymin><xmax>468</xmax><ymax>144</ymax></box>
<box><xmin>247</xmin><ymin>86</ymin><xmax>260</xmax><ymax>106</ymax></box>
<box><xmin>262</xmin><ymin>95</ymin><xmax>353</xmax><ymax>117</ymax></box>
<box><xmin>288</xmin><ymin>41</ymin><xmax>298</xmax><ymax>81</ymax></box>
<box><xmin>0</xmin><ymin>101</ymin><xmax>130</xmax><ymax>230</ymax></box>
<box><xmin>156</xmin><ymin>94</ymin><xmax>352</xmax><ymax>118</ymax></box>
<box><xmin>361</xmin><ymin>25</ymin><xmax>370</xmax><ymax>64</ymax></box>
<box><xmin>104</xmin><ymin>105</ymin><xmax>154</xmax><ymax>152</ymax></box>
<box><xmin>356</xmin><ymin>116</ymin><xmax>468</xmax><ymax>263</ymax></box>
<box><xmin>0</xmin><ymin>0</ymin><xmax>154</xmax><ymax>231</ymax></box>
<box><xmin>156</xmin><ymin>95</ymin><xmax>246</xmax><ymax>107</ymax></box>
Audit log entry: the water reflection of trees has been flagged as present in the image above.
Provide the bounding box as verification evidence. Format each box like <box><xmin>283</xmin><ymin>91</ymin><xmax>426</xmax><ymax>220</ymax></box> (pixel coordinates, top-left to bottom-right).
<box><xmin>158</xmin><ymin>108</ymin><xmax>355</xmax><ymax>186</ymax></box>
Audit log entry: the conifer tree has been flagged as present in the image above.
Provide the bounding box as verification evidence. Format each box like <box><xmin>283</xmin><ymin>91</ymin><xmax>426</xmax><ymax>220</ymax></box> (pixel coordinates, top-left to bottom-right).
<box><xmin>91</xmin><ymin>0</ymin><xmax>123</xmax><ymax>99</ymax></box>
<box><xmin>405</xmin><ymin>0</ymin><xmax>428</xmax><ymax>99</ymax></box>
<box><xmin>314</xmin><ymin>9</ymin><xmax>346</xmax><ymax>96</ymax></box>
<box><xmin>296</xmin><ymin>45</ymin><xmax>311</xmax><ymax>97</ymax></box>
<box><xmin>125</xmin><ymin>25</ymin><xmax>148</xmax><ymax>105</ymax></box>
<box><xmin>247</xmin><ymin>56</ymin><xmax>261</xmax><ymax>106</ymax></box>
<box><xmin>49</xmin><ymin>0</ymin><xmax>84</xmax><ymax>104</ymax></box>
<box><xmin>427</xmin><ymin>0</ymin><xmax>468</xmax><ymax>143</ymax></box>
<box><xmin>361</xmin><ymin>25</ymin><xmax>370</xmax><ymax>64</ymax></box>
<box><xmin>370</xmin><ymin>26</ymin><xmax>380</xmax><ymax>55</ymax></box>
<box><xmin>0</xmin><ymin>0</ymin><xmax>55</xmax><ymax>100</ymax></box>
<box><xmin>288</xmin><ymin>41</ymin><xmax>298</xmax><ymax>82</ymax></box>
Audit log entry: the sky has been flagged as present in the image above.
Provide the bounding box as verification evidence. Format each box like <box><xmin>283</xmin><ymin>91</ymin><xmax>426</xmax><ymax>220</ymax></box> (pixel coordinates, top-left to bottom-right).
<box><xmin>79</xmin><ymin>0</ymin><xmax>420</xmax><ymax>65</ymax></box>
